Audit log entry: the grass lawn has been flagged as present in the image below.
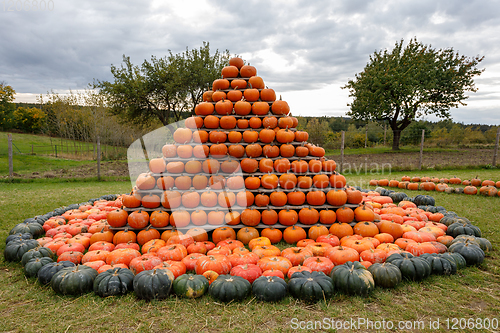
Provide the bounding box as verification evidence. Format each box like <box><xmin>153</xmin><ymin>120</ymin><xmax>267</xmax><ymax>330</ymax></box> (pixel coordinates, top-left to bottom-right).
<box><xmin>0</xmin><ymin>171</ymin><xmax>499</xmax><ymax>332</ymax></box>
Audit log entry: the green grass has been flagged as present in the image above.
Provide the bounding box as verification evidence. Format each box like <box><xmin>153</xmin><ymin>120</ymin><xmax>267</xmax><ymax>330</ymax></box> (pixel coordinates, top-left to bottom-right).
<box><xmin>0</xmin><ymin>153</ymin><xmax>95</xmax><ymax>176</ymax></box>
<box><xmin>0</xmin><ymin>175</ymin><xmax>499</xmax><ymax>332</ymax></box>
<box><xmin>0</xmin><ymin>132</ymin><xmax>128</xmax><ymax>176</ymax></box>
<box><xmin>0</xmin><ymin>132</ymin><xmax>126</xmax><ymax>157</ymax></box>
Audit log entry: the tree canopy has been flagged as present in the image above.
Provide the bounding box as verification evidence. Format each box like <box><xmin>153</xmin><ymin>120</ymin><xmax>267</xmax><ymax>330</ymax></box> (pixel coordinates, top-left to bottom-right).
<box><xmin>0</xmin><ymin>82</ymin><xmax>16</xmax><ymax>130</ymax></box>
<box><xmin>343</xmin><ymin>38</ymin><xmax>484</xmax><ymax>150</ymax></box>
<box><xmin>96</xmin><ymin>42</ymin><xmax>230</xmax><ymax>127</ymax></box>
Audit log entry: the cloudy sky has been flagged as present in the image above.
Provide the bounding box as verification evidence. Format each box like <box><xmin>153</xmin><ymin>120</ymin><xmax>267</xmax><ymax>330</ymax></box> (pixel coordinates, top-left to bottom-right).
<box><xmin>2</xmin><ymin>0</ymin><xmax>500</xmax><ymax>124</ymax></box>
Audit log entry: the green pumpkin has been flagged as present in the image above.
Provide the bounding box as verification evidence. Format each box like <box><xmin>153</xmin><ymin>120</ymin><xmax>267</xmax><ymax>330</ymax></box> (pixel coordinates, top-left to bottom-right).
<box><xmin>447</xmin><ymin>222</ymin><xmax>481</xmax><ymax>238</ymax></box>
<box><xmin>449</xmin><ymin>242</ymin><xmax>484</xmax><ymax>266</ymax></box>
<box><xmin>25</xmin><ymin>257</ymin><xmax>54</xmax><ymax>278</ymax></box>
<box><xmin>420</xmin><ymin>253</ymin><xmax>457</xmax><ymax>275</ymax></box>
<box><xmin>288</xmin><ymin>271</ymin><xmax>333</xmax><ymax>303</ymax></box>
<box><xmin>440</xmin><ymin>253</ymin><xmax>467</xmax><ymax>270</ymax></box>
<box><xmin>21</xmin><ymin>247</ymin><xmax>54</xmax><ymax>266</ymax></box>
<box><xmin>9</xmin><ymin>222</ymin><xmax>44</xmax><ymax>237</ymax></box>
<box><xmin>5</xmin><ymin>233</ymin><xmax>33</xmax><ymax>245</ymax></box>
<box><xmin>24</xmin><ymin>215</ymin><xmax>47</xmax><ymax>226</ymax></box>
<box><xmin>385</xmin><ymin>253</ymin><xmax>431</xmax><ymax>281</ymax></box>
<box><xmin>413</xmin><ymin>195</ymin><xmax>435</xmax><ymax>206</ymax></box>
<box><xmin>173</xmin><ymin>274</ymin><xmax>209</xmax><ymax>299</ymax></box>
<box><xmin>53</xmin><ymin>207</ymin><xmax>67</xmax><ymax>215</ymax></box>
<box><xmin>38</xmin><ymin>261</ymin><xmax>76</xmax><ymax>285</ymax></box>
<box><xmin>389</xmin><ymin>192</ymin><xmax>408</xmax><ymax>202</ymax></box>
<box><xmin>252</xmin><ymin>276</ymin><xmax>288</xmax><ymax>302</ymax></box>
<box><xmin>209</xmin><ymin>275</ymin><xmax>251</xmax><ymax>302</ymax></box>
<box><xmin>51</xmin><ymin>265</ymin><xmax>98</xmax><ymax>295</ymax></box>
<box><xmin>330</xmin><ymin>261</ymin><xmax>375</xmax><ymax>296</ymax></box>
<box><xmin>133</xmin><ymin>269</ymin><xmax>174</xmax><ymax>301</ymax></box>
<box><xmin>367</xmin><ymin>262</ymin><xmax>402</xmax><ymax>288</ymax></box>
<box><xmin>93</xmin><ymin>267</ymin><xmax>135</xmax><ymax>297</ymax></box>
<box><xmin>452</xmin><ymin>235</ymin><xmax>492</xmax><ymax>252</ymax></box>
<box><xmin>4</xmin><ymin>239</ymin><xmax>39</xmax><ymax>262</ymax></box>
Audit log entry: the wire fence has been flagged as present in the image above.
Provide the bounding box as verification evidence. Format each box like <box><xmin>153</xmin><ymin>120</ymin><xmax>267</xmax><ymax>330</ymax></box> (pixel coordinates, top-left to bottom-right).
<box><xmin>6</xmin><ymin>136</ymin><xmax>127</xmax><ymax>161</ymax></box>
<box><xmin>4</xmin><ymin>127</ymin><xmax>500</xmax><ymax>179</ymax></box>
<box><xmin>327</xmin><ymin>128</ymin><xmax>500</xmax><ymax>174</ymax></box>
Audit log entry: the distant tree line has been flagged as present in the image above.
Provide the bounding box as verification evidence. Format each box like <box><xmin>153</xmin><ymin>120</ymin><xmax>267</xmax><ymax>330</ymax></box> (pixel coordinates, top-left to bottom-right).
<box><xmin>297</xmin><ymin>116</ymin><xmax>499</xmax><ymax>149</ymax></box>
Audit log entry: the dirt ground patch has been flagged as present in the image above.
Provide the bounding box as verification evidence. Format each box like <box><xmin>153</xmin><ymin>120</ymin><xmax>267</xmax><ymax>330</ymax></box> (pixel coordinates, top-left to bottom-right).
<box><xmin>327</xmin><ymin>148</ymin><xmax>494</xmax><ymax>173</ymax></box>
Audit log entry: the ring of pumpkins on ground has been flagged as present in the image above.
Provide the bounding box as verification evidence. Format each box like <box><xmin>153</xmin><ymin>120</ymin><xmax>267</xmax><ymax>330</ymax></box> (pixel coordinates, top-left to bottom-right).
<box><xmin>370</xmin><ymin>176</ymin><xmax>500</xmax><ymax>196</ymax></box>
<box><xmin>4</xmin><ymin>57</ymin><xmax>493</xmax><ymax>303</ymax></box>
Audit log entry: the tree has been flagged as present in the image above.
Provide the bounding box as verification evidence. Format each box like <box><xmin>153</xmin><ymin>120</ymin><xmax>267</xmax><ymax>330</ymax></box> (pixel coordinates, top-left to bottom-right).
<box><xmin>96</xmin><ymin>42</ymin><xmax>230</xmax><ymax>127</ymax></box>
<box><xmin>343</xmin><ymin>38</ymin><xmax>484</xmax><ymax>150</ymax></box>
<box><xmin>305</xmin><ymin>118</ymin><xmax>331</xmax><ymax>146</ymax></box>
<box><xmin>0</xmin><ymin>82</ymin><xmax>16</xmax><ymax>130</ymax></box>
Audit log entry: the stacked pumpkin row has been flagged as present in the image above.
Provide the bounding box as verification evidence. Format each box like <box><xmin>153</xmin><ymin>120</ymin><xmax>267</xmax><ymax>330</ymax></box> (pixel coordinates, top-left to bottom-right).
<box><xmin>370</xmin><ymin>177</ymin><xmax>500</xmax><ymax>196</ymax></box>
<box><xmin>5</xmin><ymin>194</ymin><xmax>490</xmax><ymax>302</ymax></box>
<box><xmin>140</xmin><ymin>158</ymin><xmax>340</xmax><ymax>190</ymax></box>
<box><xmin>116</xmin><ymin>184</ymin><xmax>367</xmax><ymax>230</ymax></box>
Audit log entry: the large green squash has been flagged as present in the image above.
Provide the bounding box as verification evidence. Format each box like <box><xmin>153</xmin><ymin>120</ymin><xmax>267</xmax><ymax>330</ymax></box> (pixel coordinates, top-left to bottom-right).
<box><xmin>51</xmin><ymin>265</ymin><xmax>98</xmax><ymax>295</ymax></box>
<box><xmin>173</xmin><ymin>274</ymin><xmax>209</xmax><ymax>299</ymax></box>
<box><xmin>447</xmin><ymin>222</ymin><xmax>481</xmax><ymax>238</ymax></box>
<box><xmin>133</xmin><ymin>269</ymin><xmax>174</xmax><ymax>301</ymax></box>
<box><xmin>330</xmin><ymin>261</ymin><xmax>375</xmax><ymax>296</ymax></box>
<box><xmin>389</xmin><ymin>192</ymin><xmax>408</xmax><ymax>202</ymax></box>
<box><xmin>288</xmin><ymin>271</ymin><xmax>333</xmax><ymax>303</ymax></box>
<box><xmin>413</xmin><ymin>195</ymin><xmax>435</xmax><ymax>206</ymax></box>
<box><xmin>9</xmin><ymin>222</ymin><xmax>44</xmax><ymax>237</ymax></box>
<box><xmin>5</xmin><ymin>233</ymin><xmax>33</xmax><ymax>245</ymax></box>
<box><xmin>4</xmin><ymin>239</ymin><xmax>39</xmax><ymax>262</ymax></box>
<box><xmin>385</xmin><ymin>253</ymin><xmax>431</xmax><ymax>281</ymax></box>
<box><xmin>452</xmin><ymin>235</ymin><xmax>492</xmax><ymax>252</ymax></box>
<box><xmin>93</xmin><ymin>267</ymin><xmax>135</xmax><ymax>297</ymax></box>
<box><xmin>440</xmin><ymin>253</ymin><xmax>467</xmax><ymax>270</ymax></box>
<box><xmin>25</xmin><ymin>257</ymin><xmax>54</xmax><ymax>278</ymax></box>
<box><xmin>367</xmin><ymin>262</ymin><xmax>402</xmax><ymax>288</ymax></box>
<box><xmin>420</xmin><ymin>253</ymin><xmax>457</xmax><ymax>275</ymax></box>
<box><xmin>21</xmin><ymin>246</ymin><xmax>54</xmax><ymax>266</ymax></box>
<box><xmin>38</xmin><ymin>261</ymin><xmax>76</xmax><ymax>285</ymax></box>
<box><xmin>209</xmin><ymin>275</ymin><xmax>251</xmax><ymax>302</ymax></box>
<box><xmin>252</xmin><ymin>276</ymin><xmax>288</xmax><ymax>302</ymax></box>
<box><xmin>449</xmin><ymin>242</ymin><xmax>484</xmax><ymax>266</ymax></box>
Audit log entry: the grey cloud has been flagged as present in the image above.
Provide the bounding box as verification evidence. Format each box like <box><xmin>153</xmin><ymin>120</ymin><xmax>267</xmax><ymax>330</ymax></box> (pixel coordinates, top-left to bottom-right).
<box><xmin>1</xmin><ymin>0</ymin><xmax>498</xmax><ymax>123</ymax></box>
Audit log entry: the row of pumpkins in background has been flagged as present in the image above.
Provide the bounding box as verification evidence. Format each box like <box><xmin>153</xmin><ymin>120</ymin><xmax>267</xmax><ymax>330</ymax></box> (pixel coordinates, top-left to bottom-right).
<box><xmin>4</xmin><ymin>189</ymin><xmax>491</xmax><ymax>302</ymax></box>
<box><xmin>370</xmin><ymin>175</ymin><xmax>500</xmax><ymax>196</ymax></box>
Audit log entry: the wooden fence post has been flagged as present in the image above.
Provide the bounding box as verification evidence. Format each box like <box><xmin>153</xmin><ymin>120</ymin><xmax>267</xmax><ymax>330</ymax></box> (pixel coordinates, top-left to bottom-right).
<box><xmin>493</xmin><ymin>127</ymin><xmax>500</xmax><ymax>167</ymax></box>
<box><xmin>365</xmin><ymin>126</ymin><xmax>368</xmax><ymax>148</ymax></box>
<box><xmin>31</xmin><ymin>144</ymin><xmax>34</xmax><ymax>155</ymax></box>
<box><xmin>97</xmin><ymin>136</ymin><xmax>101</xmax><ymax>181</ymax></box>
<box><xmin>384</xmin><ymin>124</ymin><xmax>387</xmax><ymax>146</ymax></box>
<box><xmin>8</xmin><ymin>134</ymin><xmax>13</xmax><ymax>178</ymax></box>
<box><xmin>419</xmin><ymin>129</ymin><xmax>425</xmax><ymax>170</ymax></box>
<box><xmin>55</xmin><ymin>145</ymin><xmax>58</xmax><ymax>158</ymax></box>
<box><xmin>340</xmin><ymin>131</ymin><xmax>345</xmax><ymax>173</ymax></box>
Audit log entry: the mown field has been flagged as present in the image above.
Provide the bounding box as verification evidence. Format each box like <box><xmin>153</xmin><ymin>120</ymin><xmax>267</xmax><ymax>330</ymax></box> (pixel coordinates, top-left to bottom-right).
<box><xmin>0</xmin><ymin>169</ymin><xmax>499</xmax><ymax>332</ymax></box>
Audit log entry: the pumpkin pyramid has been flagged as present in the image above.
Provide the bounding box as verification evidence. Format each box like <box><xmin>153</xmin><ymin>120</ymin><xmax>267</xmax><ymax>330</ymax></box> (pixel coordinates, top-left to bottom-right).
<box><xmin>117</xmin><ymin>57</ymin><xmax>362</xmax><ymax>233</ymax></box>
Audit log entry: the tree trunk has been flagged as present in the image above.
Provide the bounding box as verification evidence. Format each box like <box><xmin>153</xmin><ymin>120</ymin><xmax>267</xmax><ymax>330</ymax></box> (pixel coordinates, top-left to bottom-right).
<box><xmin>392</xmin><ymin>129</ymin><xmax>401</xmax><ymax>150</ymax></box>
